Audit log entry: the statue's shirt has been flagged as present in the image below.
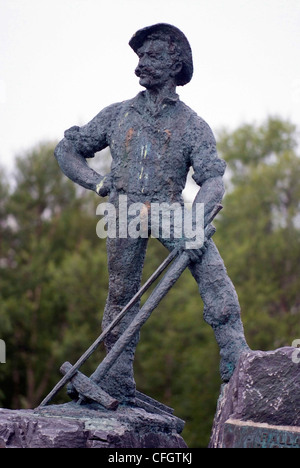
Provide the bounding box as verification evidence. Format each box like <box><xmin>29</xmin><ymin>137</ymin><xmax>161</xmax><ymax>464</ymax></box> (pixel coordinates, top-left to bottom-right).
<box><xmin>64</xmin><ymin>91</ymin><xmax>226</xmax><ymax>202</ymax></box>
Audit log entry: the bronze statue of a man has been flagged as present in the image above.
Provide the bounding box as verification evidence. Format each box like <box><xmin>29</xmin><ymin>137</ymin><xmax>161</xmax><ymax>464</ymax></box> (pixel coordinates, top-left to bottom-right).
<box><xmin>55</xmin><ymin>24</ymin><xmax>250</xmax><ymax>404</ymax></box>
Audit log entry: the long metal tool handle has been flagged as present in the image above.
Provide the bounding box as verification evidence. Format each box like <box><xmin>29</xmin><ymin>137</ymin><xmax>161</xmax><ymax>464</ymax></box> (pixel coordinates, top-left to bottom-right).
<box><xmin>38</xmin><ymin>244</ymin><xmax>181</xmax><ymax>407</ymax></box>
<box><xmin>90</xmin><ymin>251</ymin><xmax>191</xmax><ymax>385</ymax></box>
<box><xmin>90</xmin><ymin>205</ymin><xmax>223</xmax><ymax>385</ymax></box>
<box><xmin>38</xmin><ymin>204</ymin><xmax>222</xmax><ymax>407</ymax></box>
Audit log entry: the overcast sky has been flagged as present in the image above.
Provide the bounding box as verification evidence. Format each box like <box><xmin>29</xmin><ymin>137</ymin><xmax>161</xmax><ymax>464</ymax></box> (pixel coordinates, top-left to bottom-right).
<box><xmin>1</xmin><ymin>0</ymin><xmax>300</xmax><ymax>174</ymax></box>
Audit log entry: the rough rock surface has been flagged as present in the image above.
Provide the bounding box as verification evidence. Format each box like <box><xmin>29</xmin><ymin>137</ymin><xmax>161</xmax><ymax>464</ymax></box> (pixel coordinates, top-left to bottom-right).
<box><xmin>0</xmin><ymin>402</ymin><xmax>187</xmax><ymax>448</ymax></box>
<box><xmin>209</xmin><ymin>347</ymin><xmax>300</xmax><ymax>448</ymax></box>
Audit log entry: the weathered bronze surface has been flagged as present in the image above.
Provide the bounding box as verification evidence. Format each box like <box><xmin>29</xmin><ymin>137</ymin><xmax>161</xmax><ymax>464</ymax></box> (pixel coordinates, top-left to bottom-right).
<box><xmin>54</xmin><ymin>23</ymin><xmax>250</xmax><ymax>404</ymax></box>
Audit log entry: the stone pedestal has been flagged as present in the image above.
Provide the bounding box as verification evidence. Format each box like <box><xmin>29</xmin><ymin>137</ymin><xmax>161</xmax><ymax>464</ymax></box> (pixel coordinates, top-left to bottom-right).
<box><xmin>0</xmin><ymin>402</ymin><xmax>187</xmax><ymax>449</ymax></box>
<box><xmin>209</xmin><ymin>347</ymin><xmax>300</xmax><ymax>448</ymax></box>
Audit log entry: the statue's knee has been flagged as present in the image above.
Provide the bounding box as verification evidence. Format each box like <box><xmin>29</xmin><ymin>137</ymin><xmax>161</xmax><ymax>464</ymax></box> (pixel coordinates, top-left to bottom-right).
<box><xmin>203</xmin><ymin>301</ymin><xmax>241</xmax><ymax>328</ymax></box>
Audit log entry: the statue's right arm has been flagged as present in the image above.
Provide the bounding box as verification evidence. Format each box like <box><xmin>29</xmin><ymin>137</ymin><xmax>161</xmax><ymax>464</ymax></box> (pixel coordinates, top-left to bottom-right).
<box><xmin>54</xmin><ymin>103</ymin><xmax>119</xmax><ymax>197</ymax></box>
<box><xmin>54</xmin><ymin>138</ymin><xmax>110</xmax><ymax>195</ymax></box>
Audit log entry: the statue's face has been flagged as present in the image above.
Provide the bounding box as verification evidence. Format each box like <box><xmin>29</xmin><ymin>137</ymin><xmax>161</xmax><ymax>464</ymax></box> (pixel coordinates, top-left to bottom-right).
<box><xmin>135</xmin><ymin>39</ymin><xmax>177</xmax><ymax>90</ymax></box>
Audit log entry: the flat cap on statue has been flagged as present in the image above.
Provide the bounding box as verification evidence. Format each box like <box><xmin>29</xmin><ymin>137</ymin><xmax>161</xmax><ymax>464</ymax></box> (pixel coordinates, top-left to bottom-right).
<box><xmin>129</xmin><ymin>23</ymin><xmax>193</xmax><ymax>86</ymax></box>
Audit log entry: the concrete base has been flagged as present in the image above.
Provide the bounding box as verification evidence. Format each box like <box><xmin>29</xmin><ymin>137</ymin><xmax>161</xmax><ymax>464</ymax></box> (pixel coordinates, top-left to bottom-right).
<box><xmin>0</xmin><ymin>402</ymin><xmax>187</xmax><ymax>448</ymax></box>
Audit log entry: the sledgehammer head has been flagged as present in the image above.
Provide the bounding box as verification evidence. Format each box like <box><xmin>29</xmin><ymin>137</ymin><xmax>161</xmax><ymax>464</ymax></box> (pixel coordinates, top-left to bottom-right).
<box><xmin>60</xmin><ymin>362</ymin><xmax>119</xmax><ymax>410</ymax></box>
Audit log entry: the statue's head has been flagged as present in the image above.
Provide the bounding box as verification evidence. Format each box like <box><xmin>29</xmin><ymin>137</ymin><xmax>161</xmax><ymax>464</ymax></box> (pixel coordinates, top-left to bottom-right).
<box><xmin>129</xmin><ymin>23</ymin><xmax>193</xmax><ymax>90</ymax></box>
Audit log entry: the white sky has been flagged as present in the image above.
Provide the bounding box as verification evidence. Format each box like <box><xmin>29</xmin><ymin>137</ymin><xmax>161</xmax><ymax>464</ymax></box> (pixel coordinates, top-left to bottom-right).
<box><xmin>1</xmin><ymin>0</ymin><xmax>300</xmax><ymax>174</ymax></box>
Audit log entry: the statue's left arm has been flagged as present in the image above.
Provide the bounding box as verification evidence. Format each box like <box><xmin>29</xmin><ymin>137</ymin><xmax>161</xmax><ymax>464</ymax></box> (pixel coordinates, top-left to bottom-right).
<box><xmin>190</xmin><ymin>117</ymin><xmax>226</xmax><ymax>226</ymax></box>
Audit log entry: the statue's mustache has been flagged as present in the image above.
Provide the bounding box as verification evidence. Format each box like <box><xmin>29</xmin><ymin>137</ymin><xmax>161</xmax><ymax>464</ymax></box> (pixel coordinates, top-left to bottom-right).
<box><xmin>135</xmin><ymin>66</ymin><xmax>157</xmax><ymax>78</ymax></box>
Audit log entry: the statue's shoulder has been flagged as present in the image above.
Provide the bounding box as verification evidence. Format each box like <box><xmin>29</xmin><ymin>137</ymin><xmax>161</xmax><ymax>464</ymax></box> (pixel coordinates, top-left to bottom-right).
<box><xmin>97</xmin><ymin>94</ymin><xmax>141</xmax><ymax>120</ymax></box>
<box><xmin>179</xmin><ymin>100</ymin><xmax>215</xmax><ymax>139</ymax></box>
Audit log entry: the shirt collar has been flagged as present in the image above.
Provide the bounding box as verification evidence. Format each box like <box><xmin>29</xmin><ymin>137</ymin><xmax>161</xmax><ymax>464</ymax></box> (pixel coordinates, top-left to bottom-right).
<box><xmin>131</xmin><ymin>91</ymin><xmax>179</xmax><ymax>115</ymax></box>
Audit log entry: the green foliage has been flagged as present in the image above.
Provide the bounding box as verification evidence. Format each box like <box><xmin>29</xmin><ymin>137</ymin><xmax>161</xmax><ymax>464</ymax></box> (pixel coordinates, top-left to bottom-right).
<box><xmin>0</xmin><ymin>117</ymin><xmax>299</xmax><ymax>447</ymax></box>
<box><xmin>218</xmin><ymin>117</ymin><xmax>298</xmax><ymax>182</ymax></box>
